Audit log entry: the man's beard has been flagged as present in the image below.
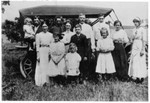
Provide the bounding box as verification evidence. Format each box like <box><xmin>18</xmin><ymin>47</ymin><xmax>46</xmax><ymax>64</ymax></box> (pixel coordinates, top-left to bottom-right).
<box><xmin>34</xmin><ymin>23</ymin><xmax>39</xmax><ymax>27</ymax></box>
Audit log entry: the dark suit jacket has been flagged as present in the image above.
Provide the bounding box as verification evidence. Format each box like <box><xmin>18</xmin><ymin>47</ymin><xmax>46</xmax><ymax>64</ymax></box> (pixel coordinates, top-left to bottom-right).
<box><xmin>34</xmin><ymin>25</ymin><xmax>43</xmax><ymax>34</ymax></box>
<box><xmin>70</xmin><ymin>33</ymin><xmax>88</xmax><ymax>59</ymax></box>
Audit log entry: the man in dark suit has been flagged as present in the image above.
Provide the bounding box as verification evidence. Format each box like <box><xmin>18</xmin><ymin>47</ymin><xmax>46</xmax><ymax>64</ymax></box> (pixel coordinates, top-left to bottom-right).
<box><xmin>70</xmin><ymin>24</ymin><xmax>88</xmax><ymax>84</ymax></box>
<box><xmin>31</xmin><ymin>18</ymin><xmax>43</xmax><ymax>50</ymax></box>
<box><xmin>49</xmin><ymin>16</ymin><xmax>65</xmax><ymax>36</ymax></box>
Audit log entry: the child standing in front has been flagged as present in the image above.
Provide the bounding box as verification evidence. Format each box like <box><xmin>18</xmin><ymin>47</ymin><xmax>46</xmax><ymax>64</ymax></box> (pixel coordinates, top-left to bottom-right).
<box><xmin>65</xmin><ymin>43</ymin><xmax>81</xmax><ymax>84</ymax></box>
<box><xmin>96</xmin><ymin>27</ymin><xmax>116</xmax><ymax>80</ymax></box>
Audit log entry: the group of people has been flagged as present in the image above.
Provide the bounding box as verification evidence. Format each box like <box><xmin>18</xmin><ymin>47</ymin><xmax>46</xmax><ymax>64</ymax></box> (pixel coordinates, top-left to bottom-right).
<box><xmin>23</xmin><ymin>13</ymin><xmax>148</xmax><ymax>87</ymax></box>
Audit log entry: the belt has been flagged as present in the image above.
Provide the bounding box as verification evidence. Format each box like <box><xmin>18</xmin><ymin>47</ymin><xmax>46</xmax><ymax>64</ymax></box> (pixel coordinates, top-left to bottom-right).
<box><xmin>40</xmin><ymin>44</ymin><xmax>50</xmax><ymax>47</ymax></box>
<box><xmin>134</xmin><ymin>38</ymin><xmax>141</xmax><ymax>40</ymax></box>
<box><xmin>114</xmin><ymin>40</ymin><xmax>123</xmax><ymax>44</ymax></box>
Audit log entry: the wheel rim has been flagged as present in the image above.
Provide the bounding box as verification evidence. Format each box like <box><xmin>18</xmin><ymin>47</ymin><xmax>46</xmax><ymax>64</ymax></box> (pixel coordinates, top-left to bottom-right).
<box><xmin>23</xmin><ymin>58</ymin><xmax>32</xmax><ymax>78</ymax></box>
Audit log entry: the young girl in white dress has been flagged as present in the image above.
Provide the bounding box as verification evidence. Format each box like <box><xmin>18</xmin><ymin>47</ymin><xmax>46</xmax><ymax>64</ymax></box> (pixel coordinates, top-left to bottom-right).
<box><xmin>96</xmin><ymin>27</ymin><xmax>116</xmax><ymax>80</ymax></box>
<box><xmin>48</xmin><ymin>34</ymin><xmax>66</xmax><ymax>86</ymax></box>
<box><xmin>65</xmin><ymin>43</ymin><xmax>81</xmax><ymax>84</ymax></box>
<box><xmin>128</xmin><ymin>17</ymin><xmax>147</xmax><ymax>83</ymax></box>
<box><xmin>23</xmin><ymin>17</ymin><xmax>35</xmax><ymax>50</ymax></box>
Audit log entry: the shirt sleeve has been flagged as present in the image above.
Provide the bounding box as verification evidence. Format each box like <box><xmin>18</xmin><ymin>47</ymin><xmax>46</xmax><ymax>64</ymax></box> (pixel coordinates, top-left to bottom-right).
<box><xmin>93</xmin><ymin>25</ymin><xmax>100</xmax><ymax>40</ymax></box>
<box><xmin>109</xmin><ymin>38</ymin><xmax>114</xmax><ymax>51</ymax></box>
<box><xmin>61</xmin><ymin>43</ymin><xmax>66</xmax><ymax>55</ymax></box>
<box><xmin>107</xmin><ymin>25</ymin><xmax>111</xmax><ymax>38</ymax></box>
<box><xmin>50</xmin><ymin>33</ymin><xmax>54</xmax><ymax>43</ymax></box>
<box><xmin>89</xmin><ymin>26</ymin><xmax>95</xmax><ymax>49</ymax></box>
<box><xmin>65</xmin><ymin>54</ymin><xmax>69</xmax><ymax>61</ymax></box>
<box><xmin>123</xmin><ymin>30</ymin><xmax>129</xmax><ymax>43</ymax></box>
<box><xmin>23</xmin><ymin>25</ymin><xmax>26</xmax><ymax>32</ymax></box>
<box><xmin>77</xmin><ymin>53</ymin><xmax>82</xmax><ymax>62</ymax></box>
<box><xmin>141</xmin><ymin>28</ymin><xmax>147</xmax><ymax>43</ymax></box>
<box><xmin>96</xmin><ymin>40</ymin><xmax>101</xmax><ymax>51</ymax></box>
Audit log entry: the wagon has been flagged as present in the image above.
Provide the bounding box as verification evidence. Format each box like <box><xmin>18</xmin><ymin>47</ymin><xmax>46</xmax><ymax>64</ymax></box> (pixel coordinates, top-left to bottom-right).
<box><xmin>19</xmin><ymin>5</ymin><xmax>120</xmax><ymax>78</ymax></box>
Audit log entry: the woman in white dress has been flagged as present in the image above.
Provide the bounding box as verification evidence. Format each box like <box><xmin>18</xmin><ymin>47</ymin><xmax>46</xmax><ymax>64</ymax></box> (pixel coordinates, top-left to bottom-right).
<box><xmin>35</xmin><ymin>23</ymin><xmax>54</xmax><ymax>86</ymax></box>
<box><xmin>48</xmin><ymin>34</ymin><xmax>66</xmax><ymax>86</ymax></box>
<box><xmin>96</xmin><ymin>27</ymin><xmax>116</xmax><ymax>80</ymax></box>
<box><xmin>128</xmin><ymin>17</ymin><xmax>147</xmax><ymax>83</ymax></box>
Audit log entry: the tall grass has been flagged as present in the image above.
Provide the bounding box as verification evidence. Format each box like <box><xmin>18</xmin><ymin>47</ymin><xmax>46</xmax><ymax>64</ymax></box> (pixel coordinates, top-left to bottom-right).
<box><xmin>2</xmin><ymin>43</ymin><xmax>148</xmax><ymax>101</ymax></box>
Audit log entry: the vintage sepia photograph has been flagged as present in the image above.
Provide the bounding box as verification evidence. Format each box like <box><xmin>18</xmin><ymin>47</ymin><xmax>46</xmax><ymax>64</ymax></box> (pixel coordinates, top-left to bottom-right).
<box><xmin>1</xmin><ymin>0</ymin><xmax>148</xmax><ymax>101</ymax></box>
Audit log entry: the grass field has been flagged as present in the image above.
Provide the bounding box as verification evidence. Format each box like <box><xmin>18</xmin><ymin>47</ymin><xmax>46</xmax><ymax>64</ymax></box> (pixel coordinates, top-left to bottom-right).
<box><xmin>2</xmin><ymin>42</ymin><xmax>148</xmax><ymax>101</ymax></box>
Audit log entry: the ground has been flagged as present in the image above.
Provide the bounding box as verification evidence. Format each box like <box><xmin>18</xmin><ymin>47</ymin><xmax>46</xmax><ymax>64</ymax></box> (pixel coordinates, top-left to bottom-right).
<box><xmin>2</xmin><ymin>43</ymin><xmax>148</xmax><ymax>101</ymax></box>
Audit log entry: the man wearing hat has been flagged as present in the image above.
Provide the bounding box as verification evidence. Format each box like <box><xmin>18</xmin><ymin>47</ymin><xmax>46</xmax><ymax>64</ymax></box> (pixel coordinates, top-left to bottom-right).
<box><xmin>35</xmin><ymin>22</ymin><xmax>54</xmax><ymax>86</ymax></box>
<box><xmin>93</xmin><ymin>14</ymin><xmax>111</xmax><ymax>42</ymax></box>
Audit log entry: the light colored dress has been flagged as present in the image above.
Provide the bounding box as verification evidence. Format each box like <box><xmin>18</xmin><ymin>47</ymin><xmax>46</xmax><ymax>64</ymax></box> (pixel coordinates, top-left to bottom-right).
<box><xmin>128</xmin><ymin>27</ymin><xmax>147</xmax><ymax>78</ymax></box>
<box><xmin>35</xmin><ymin>31</ymin><xmax>54</xmax><ymax>86</ymax></box>
<box><xmin>65</xmin><ymin>52</ymin><xmax>81</xmax><ymax>76</ymax></box>
<box><xmin>48</xmin><ymin>42</ymin><xmax>66</xmax><ymax>76</ymax></box>
<box><xmin>23</xmin><ymin>24</ymin><xmax>35</xmax><ymax>38</ymax></box>
<box><xmin>96</xmin><ymin>38</ymin><xmax>116</xmax><ymax>74</ymax></box>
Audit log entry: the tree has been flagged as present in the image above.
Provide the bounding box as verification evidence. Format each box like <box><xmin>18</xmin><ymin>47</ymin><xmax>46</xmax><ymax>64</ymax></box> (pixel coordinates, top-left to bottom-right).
<box><xmin>2</xmin><ymin>1</ymin><xmax>10</xmax><ymax>13</ymax></box>
<box><xmin>3</xmin><ymin>19</ymin><xmax>22</xmax><ymax>42</ymax></box>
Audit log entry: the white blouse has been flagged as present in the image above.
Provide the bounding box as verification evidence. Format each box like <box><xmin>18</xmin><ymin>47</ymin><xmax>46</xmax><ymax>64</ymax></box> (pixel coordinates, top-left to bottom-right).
<box><xmin>65</xmin><ymin>52</ymin><xmax>81</xmax><ymax>75</ymax></box>
<box><xmin>36</xmin><ymin>32</ymin><xmax>54</xmax><ymax>52</ymax></box>
<box><xmin>65</xmin><ymin>52</ymin><xmax>81</xmax><ymax>69</ymax></box>
<box><xmin>112</xmin><ymin>29</ymin><xmax>129</xmax><ymax>43</ymax></box>
<box><xmin>61</xmin><ymin>31</ymin><xmax>74</xmax><ymax>44</ymax></box>
<box><xmin>96</xmin><ymin>38</ymin><xmax>114</xmax><ymax>51</ymax></box>
<box><xmin>132</xmin><ymin>27</ymin><xmax>146</xmax><ymax>42</ymax></box>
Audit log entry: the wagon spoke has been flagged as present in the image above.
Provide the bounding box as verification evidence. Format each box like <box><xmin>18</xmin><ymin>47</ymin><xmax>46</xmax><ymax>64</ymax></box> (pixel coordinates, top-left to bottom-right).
<box><xmin>24</xmin><ymin>67</ymin><xmax>32</xmax><ymax>70</ymax></box>
<box><xmin>24</xmin><ymin>59</ymin><xmax>32</xmax><ymax>66</ymax></box>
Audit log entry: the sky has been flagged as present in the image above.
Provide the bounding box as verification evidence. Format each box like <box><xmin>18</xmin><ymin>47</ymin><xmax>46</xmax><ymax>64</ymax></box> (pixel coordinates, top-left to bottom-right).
<box><xmin>1</xmin><ymin>0</ymin><xmax>148</xmax><ymax>26</ymax></box>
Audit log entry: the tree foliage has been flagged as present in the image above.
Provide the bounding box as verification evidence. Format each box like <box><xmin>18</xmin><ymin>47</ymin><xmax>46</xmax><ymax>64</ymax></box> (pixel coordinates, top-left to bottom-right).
<box><xmin>2</xmin><ymin>18</ymin><xmax>23</xmax><ymax>42</ymax></box>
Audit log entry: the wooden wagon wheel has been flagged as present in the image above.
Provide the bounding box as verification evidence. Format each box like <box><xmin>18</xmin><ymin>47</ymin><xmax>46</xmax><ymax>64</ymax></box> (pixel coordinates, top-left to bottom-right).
<box><xmin>20</xmin><ymin>51</ymin><xmax>36</xmax><ymax>78</ymax></box>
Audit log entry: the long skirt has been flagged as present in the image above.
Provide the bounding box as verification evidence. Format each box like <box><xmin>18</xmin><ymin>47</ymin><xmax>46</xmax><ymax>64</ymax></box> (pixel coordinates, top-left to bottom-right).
<box><xmin>128</xmin><ymin>40</ymin><xmax>147</xmax><ymax>78</ymax></box>
<box><xmin>111</xmin><ymin>43</ymin><xmax>128</xmax><ymax>79</ymax></box>
<box><xmin>96</xmin><ymin>53</ymin><xmax>116</xmax><ymax>74</ymax></box>
<box><xmin>35</xmin><ymin>47</ymin><xmax>50</xmax><ymax>86</ymax></box>
<box><xmin>48</xmin><ymin>58</ymin><xmax>66</xmax><ymax>77</ymax></box>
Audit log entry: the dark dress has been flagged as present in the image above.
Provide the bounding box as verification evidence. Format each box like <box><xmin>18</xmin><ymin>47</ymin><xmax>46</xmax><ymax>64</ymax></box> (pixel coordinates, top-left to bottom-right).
<box><xmin>111</xmin><ymin>42</ymin><xmax>129</xmax><ymax>80</ymax></box>
<box><xmin>70</xmin><ymin>33</ymin><xmax>88</xmax><ymax>79</ymax></box>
